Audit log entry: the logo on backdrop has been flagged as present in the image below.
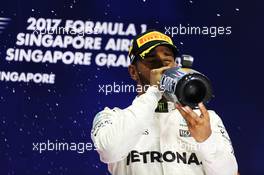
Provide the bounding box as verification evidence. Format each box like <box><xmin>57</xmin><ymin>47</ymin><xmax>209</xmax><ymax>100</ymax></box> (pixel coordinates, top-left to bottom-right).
<box><xmin>0</xmin><ymin>17</ymin><xmax>147</xmax><ymax>84</ymax></box>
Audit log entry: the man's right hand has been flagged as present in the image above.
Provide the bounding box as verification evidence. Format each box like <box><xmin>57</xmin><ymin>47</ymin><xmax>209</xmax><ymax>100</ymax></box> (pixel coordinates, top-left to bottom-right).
<box><xmin>150</xmin><ymin>66</ymin><xmax>171</xmax><ymax>86</ymax></box>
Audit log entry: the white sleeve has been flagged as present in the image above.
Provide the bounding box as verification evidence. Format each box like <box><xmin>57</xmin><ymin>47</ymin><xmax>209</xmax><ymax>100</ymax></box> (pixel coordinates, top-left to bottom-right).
<box><xmin>91</xmin><ymin>86</ymin><xmax>162</xmax><ymax>163</ymax></box>
<box><xmin>196</xmin><ymin>111</ymin><xmax>238</xmax><ymax>175</ymax></box>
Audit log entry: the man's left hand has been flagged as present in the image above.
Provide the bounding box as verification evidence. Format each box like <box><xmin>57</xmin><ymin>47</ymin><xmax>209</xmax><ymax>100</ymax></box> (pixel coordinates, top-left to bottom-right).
<box><xmin>175</xmin><ymin>102</ymin><xmax>212</xmax><ymax>142</ymax></box>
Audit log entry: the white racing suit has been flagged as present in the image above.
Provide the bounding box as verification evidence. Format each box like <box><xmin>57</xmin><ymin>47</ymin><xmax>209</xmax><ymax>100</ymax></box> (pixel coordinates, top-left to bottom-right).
<box><xmin>91</xmin><ymin>86</ymin><xmax>238</xmax><ymax>175</ymax></box>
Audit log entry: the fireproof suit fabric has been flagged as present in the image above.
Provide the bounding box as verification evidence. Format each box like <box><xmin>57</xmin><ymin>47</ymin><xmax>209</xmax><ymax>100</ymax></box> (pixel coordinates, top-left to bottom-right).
<box><xmin>91</xmin><ymin>86</ymin><xmax>238</xmax><ymax>175</ymax></box>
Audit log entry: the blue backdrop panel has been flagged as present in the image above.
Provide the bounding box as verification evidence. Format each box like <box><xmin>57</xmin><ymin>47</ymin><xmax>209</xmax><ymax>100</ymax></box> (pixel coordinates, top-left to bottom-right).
<box><xmin>0</xmin><ymin>0</ymin><xmax>263</xmax><ymax>174</ymax></box>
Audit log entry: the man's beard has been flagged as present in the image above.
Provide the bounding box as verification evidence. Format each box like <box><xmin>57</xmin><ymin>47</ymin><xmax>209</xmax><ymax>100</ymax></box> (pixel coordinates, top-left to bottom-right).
<box><xmin>137</xmin><ymin>71</ymin><xmax>150</xmax><ymax>89</ymax></box>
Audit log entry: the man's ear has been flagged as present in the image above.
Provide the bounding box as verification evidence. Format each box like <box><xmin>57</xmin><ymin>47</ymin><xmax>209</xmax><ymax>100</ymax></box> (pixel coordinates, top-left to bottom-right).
<box><xmin>128</xmin><ymin>64</ymin><xmax>139</xmax><ymax>81</ymax></box>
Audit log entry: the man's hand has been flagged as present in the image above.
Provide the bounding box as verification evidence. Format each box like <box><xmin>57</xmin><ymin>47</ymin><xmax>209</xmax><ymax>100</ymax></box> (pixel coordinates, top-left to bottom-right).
<box><xmin>175</xmin><ymin>102</ymin><xmax>212</xmax><ymax>142</ymax></box>
<box><xmin>150</xmin><ymin>66</ymin><xmax>171</xmax><ymax>86</ymax></box>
